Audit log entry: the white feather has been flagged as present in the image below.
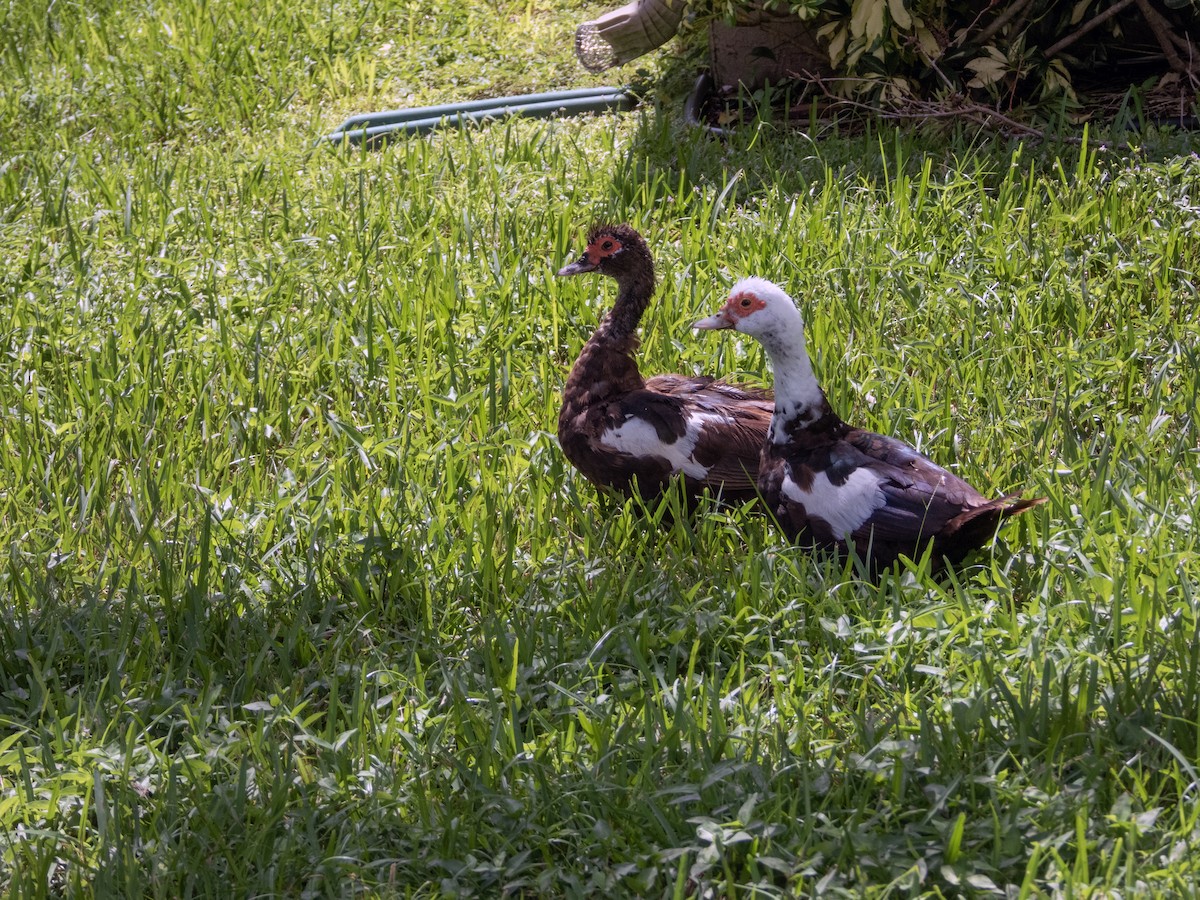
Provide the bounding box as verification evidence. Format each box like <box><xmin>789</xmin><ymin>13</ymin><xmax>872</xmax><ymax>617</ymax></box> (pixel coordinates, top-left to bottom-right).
<box><xmin>723</xmin><ymin>279</ymin><xmax>823</xmax><ymax>436</ymax></box>
<box><xmin>780</xmin><ymin>466</ymin><xmax>886</xmax><ymax>537</ymax></box>
<box><xmin>599</xmin><ymin>412</ymin><xmax>726</xmax><ymax>479</ymax></box>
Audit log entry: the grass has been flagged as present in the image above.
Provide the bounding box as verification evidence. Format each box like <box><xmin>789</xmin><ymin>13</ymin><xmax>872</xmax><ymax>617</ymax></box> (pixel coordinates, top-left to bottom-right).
<box><xmin>2</xmin><ymin>0</ymin><xmax>1200</xmax><ymax>895</ymax></box>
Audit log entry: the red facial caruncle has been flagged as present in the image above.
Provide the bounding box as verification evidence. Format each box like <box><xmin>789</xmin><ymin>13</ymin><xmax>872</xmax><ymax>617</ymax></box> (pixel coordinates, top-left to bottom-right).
<box><xmin>585</xmin><ymin>236</ymin><xmax>623</xmax><ymax>266</ymax></box>
<box><xmin>724</xmin><ymin>290</ymin><xmax>767</xmax><ymax>320</ymax></box>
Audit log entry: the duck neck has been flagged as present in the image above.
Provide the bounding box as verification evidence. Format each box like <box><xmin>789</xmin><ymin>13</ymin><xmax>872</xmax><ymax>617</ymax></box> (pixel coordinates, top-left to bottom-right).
<box><xmin>595</xmin><ymin>267</ymin><xmax>653</xmax><ymax>346</ymax></box>
<box><xmin>565</xmin><ymin>270</ymin><xmax>653</xmax><ymax>400</ymax></box>
<box><xmin>760</xmin><ymin>328</ymin><xmax>837</xmax><ymax>444</ymax></box>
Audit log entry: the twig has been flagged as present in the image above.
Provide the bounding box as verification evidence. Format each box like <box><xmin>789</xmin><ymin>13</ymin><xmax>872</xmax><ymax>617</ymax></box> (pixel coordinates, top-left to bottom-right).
<box><xmin>905</xmin><ymin>34</ymin><xmax>954</xmax><ymax>89</ymax></box>
<box><xmin>975</xmin><ymin>0</ymin><xmax>1035</xmax><ymax>45</ymax></box>
<box><xmin>1133</xmin><ymin>0</ymin><xmax>1190</xmax><ymax>74</ymax></box>
<box><xmin>1045</xmin><ymin>0</ymin><xmax>1137</xmax><ymax>59</ymax></box>
<box><xmin>1144</xmin><ymin>5</ymin><xmax>1194</xmax><ymax>54</ymax></box>
<box><xmin>797</xmin><ymin>70</ymin><xmax>1045</xmax><ymax>137</ymax></box>
<box><xmin>790</xmin><ymin>70</ymin><xmax>1148</xmax><ymax>149</ymax></box>
<box><xmin>953</xmin><ymin>0</ymin><xmax>1005</xmax><ymax>48</ymax></box>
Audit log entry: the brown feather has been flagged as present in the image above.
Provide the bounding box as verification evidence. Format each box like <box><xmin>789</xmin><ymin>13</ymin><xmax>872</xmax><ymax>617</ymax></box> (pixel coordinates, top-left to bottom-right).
<box><xmin>556</xmin><ymin>225</ymin><xmax>773</xmax><ymax>505</ymax></box>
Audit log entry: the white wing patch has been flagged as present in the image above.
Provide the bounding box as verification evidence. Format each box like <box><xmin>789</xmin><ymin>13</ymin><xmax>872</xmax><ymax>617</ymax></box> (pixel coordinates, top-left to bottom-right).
<box><xmin>598</xmin><ymin>412</ymin><xmax>727</xmax><ymax>479</ymax></box>
<box><xmin>780</xmin><ymin>466</ymin><xmax>886</xmax><ymax>537</ymax></box>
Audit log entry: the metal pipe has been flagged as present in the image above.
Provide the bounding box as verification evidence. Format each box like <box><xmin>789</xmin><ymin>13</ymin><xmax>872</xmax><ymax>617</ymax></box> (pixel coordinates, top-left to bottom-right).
<box><xmin>325</xmin><ymin>91</ymin><xmax>635</xmax><ymax>145</ymax></box>
<box><xmin>331</xmin><ymin>86</ymin><xmax>628</xmax><ymax>133</ymax></box>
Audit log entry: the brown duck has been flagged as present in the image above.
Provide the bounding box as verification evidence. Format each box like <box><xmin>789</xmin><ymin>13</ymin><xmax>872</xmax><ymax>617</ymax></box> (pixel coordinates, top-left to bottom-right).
<box><xmin>556</xmin><ymin>224</ymin><xmax>773</xmax><ymax>504</ymax></box>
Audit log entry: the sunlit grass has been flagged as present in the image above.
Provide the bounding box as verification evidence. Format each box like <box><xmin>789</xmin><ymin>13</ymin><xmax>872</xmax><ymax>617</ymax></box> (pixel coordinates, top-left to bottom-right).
<box><xmin>2</xmin><ymin>0</ymin><xmax>1200</xmax><ymax>895</ymax></box>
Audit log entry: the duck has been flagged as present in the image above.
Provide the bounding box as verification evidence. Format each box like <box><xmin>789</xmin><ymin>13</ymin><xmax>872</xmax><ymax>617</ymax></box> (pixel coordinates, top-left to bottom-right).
<box><xmin>694</xmin><ymin>277</ymin><xmax>1045</xmax><ymax>570</ymax></box>
<box><xmin>556</xmin><ymin>224</ymin><xmax>774</xmax><ymax>505</ymax></box>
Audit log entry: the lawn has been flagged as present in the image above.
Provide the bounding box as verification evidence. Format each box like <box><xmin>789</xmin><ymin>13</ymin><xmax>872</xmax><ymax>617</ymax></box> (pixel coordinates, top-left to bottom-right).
<box><xmin>2</xmin><ymin>0</ymin><xmax>1200</xmax><ymax>896</ymax></box>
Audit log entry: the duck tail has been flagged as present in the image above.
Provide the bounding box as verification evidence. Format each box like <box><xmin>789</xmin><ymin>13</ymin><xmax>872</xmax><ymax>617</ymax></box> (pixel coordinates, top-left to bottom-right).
<box><xmin>994</xmin><ymin>494</ymin><xmax>1048</xmax><ymax>519</ymax></box>
<box><xmin>943</xmin><ymin>493</ymin><xmax>1047</xmax><ymax>546</ymax></box>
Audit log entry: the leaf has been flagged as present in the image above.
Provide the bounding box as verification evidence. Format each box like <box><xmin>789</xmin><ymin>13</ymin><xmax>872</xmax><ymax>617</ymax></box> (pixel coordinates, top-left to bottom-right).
<box><xmin>965</xmin><ymin>49</ymin><xmax>1009</xmax><ymax>88</ymax></box>
<box><xmin>756</xmin><ymin>856</ymin><xmax>792</xmax><ymax>875</ymax></box>
<box><xmin>887</xmin><ymin>0</ymin><xmax>912</xmax><ymax>30</ymax></box>
<box><xmin>821</xmin><ymin>22</ymin><xmax>849</xmax><ymax>68</ymax></box>
<box><xmin>850</xmin><ymin>0</ymin><xmax>884</xmax><ymax>40</ymax></box>
<box><xmin>915</xmin><ymin>23</ymin><xmax>941</xmax><ymax>59</ymax></box>
<box><xmin>1044</xmin><ymin>58</ymin><xmax>1076</xmax><ymax>100</ymax></box>
<box><xmin>946</xmin><ymin>812</ymin><xmax>966</xmax><ymax>862</ymax></box>
<box><xmin>506</xmin><ymin>636</ymin><xmax>519</xmax><ymax>693</ymax></box>
<box><xmin>737</xmin><ymin>792</ymin><xmax>760</xmax><ymax>823</ymax></box>
<box><xmin>966</xmin><ymin>874</ymin><xmax>1002</xmax><ymax>893</ymax></box>
<box><xmin>865</xmin><ymin>0</ymin><xmax>886</xmax><ymax>41</ymax></box>
<box><xmin>1135</xmin><ymin>808</ymin><xmax>1163</xmax><ymax>829</ymax></box>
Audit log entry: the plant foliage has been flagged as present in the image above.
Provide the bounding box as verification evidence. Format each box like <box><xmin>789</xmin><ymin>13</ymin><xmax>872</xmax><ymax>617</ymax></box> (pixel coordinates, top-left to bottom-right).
<box><xmin>703</xmin><ymin>0</ymin><xmax>1200</xmax><ymax>109</ymax></box>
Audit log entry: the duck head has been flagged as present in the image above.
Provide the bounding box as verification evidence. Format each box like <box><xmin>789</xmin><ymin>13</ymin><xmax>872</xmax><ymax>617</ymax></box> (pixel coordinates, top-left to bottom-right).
<box><xmin>695</xmin><ymin>277</ymin><xmax>827</xmax><ymax>439</ymax></box>
<box><xmin>693</xmin><ymin>277</ymin><xmax>803</xmax><ymax>345</ymax></box>
<box><xmin>557</xmin><ymin>223</ymin><xmax>652</xmax><ymax>280</ymax></box>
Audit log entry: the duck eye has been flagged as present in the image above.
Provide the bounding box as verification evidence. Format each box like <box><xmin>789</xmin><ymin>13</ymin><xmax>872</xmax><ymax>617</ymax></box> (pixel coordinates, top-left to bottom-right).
<box><xmin>600</xmin><ymin>240</ymin><xmax>614</xmax><ymax>251</ymax></box>
<box><xmin>739</xmin><ymin>297</ymin><xmax>752</xmax><ymax>309</ymax></box>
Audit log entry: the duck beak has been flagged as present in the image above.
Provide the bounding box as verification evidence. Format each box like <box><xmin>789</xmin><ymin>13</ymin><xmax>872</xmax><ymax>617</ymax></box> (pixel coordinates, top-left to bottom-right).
<box><xmin>556</xmin><ymin>255</ymin><xmax>598</xmax><ymax>276</ymax></box>
<box><xmin>693</xmin><ymin>310</ymin><xmax>733</xmax><ymax>330</ymax></box>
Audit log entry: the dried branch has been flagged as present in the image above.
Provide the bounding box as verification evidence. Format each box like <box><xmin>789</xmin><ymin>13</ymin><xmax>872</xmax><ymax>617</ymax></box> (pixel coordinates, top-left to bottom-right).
<box><xmin>777</xmin><ymin>69</ymin><xmax>1155</xmax><ymax>150</ymax></box>
<box><xmin>1045</xmin><ymin>0</ymin><xmax>1137</xmax><ymax>59</ymax></box>
<box><xmin>1133</xmin><ymin>0</ymin><xmax>1191</xmax><ymax>74</ymax></box>
<box><xmin>1139</xmin><ymin>3</ymin><xmax>1195</xmax><ymax>54</ymax></box>
<box><xmin>953</xmin><ymin>1</ymin><xmax>1005</xmax><ymax>48</ymax></box>
<box><xmin>796</xmin><ymin>70</ymin><xmax>1046</xmax><ymax>139</ymax></box>
<box><xmin>975</xmin><ymin>0</ymin><xmax>1036</xmax><ymax>45</ymax></box>
<box><xmin>904</xmin><ymin>34</ymin><xmax>954</xmax><ymax>90</ymax></box>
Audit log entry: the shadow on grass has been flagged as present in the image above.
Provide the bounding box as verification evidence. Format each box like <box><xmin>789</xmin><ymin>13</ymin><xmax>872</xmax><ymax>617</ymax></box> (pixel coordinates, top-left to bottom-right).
<box><xmin>606</xmin><ymin>81</ymin><xmax>1200</xmax><ymax>210</ymax></box>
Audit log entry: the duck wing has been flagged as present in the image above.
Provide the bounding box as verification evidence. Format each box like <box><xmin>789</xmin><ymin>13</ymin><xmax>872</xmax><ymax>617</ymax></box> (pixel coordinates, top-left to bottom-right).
<box><xmin>645</xmin><ymin>375</ymin><xmax>773</xmax><ymax>492</ymax></box>
<box><xmin>646</xmin><ymin>374</ymin><xmax>773</xmax><ymax>405</ymax></box>
<box><xmin>584</xmin><ymin>378</ymin><xmax>770</xmax><ymax>495</ymax></box>
<box><xmin>766</xmin><ymin>429</ymin><xmax>988</xmax><ymax>546</ymax></box>
<box><xmin>844</xmin><ymin>430</ymin><xmax>990</xmax><ymax>543</ymax></box>
<box><xmin>850</xmin><ymin>429</ymin><xmax>988</xmax><ymax>530</ymax></box>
